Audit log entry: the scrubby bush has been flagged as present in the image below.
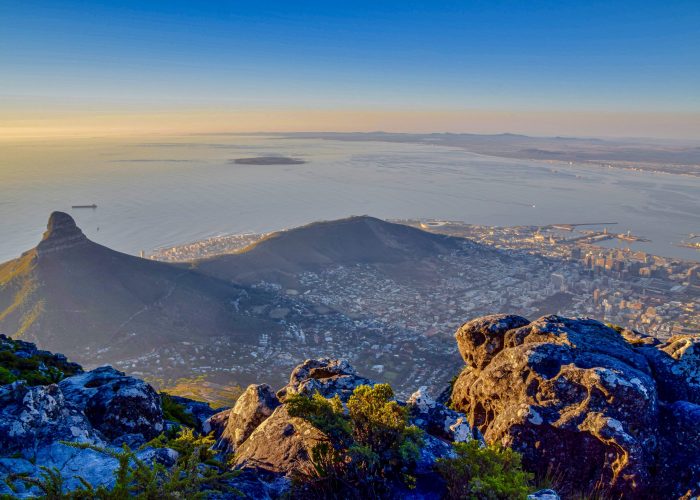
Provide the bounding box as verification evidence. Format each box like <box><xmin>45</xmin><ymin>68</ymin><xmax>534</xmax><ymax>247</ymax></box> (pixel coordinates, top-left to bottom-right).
<box><xmin>347</xmin><ymin>384</ymin><xmax>422</xmax><ymax>465</ymax></box>
<box><xmin>287</xmin><ymin>392</ymin><xmax>351</xmax><ymax>443</ymax></box>
<box><xmin>436</xmin><ymin>440</ymin><xmax>533</xmax><ymax>500</ymax></box>
<box><xmin>287</xmin><ymin>383</ymin><xmax>423</xmax><ymax>497</ymax></box>
<box><xmin>0</xmin><ymin>338</ymin><xmax>81</xmax><ymax>387</ymax></box>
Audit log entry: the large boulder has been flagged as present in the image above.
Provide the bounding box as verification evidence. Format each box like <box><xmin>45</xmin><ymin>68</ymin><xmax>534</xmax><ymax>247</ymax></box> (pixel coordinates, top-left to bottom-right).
<box><xmin>276</xmin><ymin>357</ymin><xmax>373</xmax><ymax>402</ymax></box>
<box><xmin>450</xmin><ymin>314</ymin><xmax>700</xmax><ymax>498</ymax></box>
<box><xmin>455</xmin><ymin>314</ymin><xmax>530</xmax><ymax>369</ymax></box>
<box><xmin>0</xmin><ymin>381</ymin><xmax>102</xmax><ymax>459</ymax></box>
<box><xmin>451</xmin><ymin>315</ymin><xmax>660</xmax><ymax>498</ymax></box>
<box><xmin>59</xmin><ymin>366</ymin><xmax>164</xmax><ymax>441</ymax></box>
<box><xmin>217</xmin><ymin>384</ymin><xmax>280</xmax><ymax>452</ymax></box>
<box><xmin>232</xmin><ymin>405</ymin><xmax>330</xmax><ymax>474</ymax></box>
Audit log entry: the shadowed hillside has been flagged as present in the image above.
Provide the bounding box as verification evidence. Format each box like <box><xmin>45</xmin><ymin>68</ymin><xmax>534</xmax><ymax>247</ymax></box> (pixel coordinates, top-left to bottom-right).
<box><xmin>0</xmin><ymin>212</ymin><xmax>278</xmax><ymax>365</ymax></box>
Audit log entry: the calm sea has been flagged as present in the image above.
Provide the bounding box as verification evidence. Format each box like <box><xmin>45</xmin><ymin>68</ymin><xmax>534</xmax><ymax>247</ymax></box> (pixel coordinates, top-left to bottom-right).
<box><xmin>1</xmin><ymin>134</ymin><xmax>698</xmax><ymax>262</ymax></box>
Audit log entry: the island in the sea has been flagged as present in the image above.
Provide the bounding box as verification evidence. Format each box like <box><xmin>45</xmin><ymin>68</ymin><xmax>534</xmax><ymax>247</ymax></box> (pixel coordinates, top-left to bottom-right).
<box><xmin>231</xmin><ymin>156</ymin><xmax>306</xmax><ymax>165</ymax></box>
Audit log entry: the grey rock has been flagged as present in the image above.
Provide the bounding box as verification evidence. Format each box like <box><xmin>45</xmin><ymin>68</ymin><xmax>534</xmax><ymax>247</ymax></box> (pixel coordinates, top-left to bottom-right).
<box><xmin>59</xmin><ymin>366</ymin><xmax>164</xmax><ymax>441</ymax></box>
<box><xmin>640</xmin><ymin>334</ymin><xmax>700</xmax><ymax>404</ymax></box>
<box><xmin>167</xmin><ymin>395</ymin><xmax>220</xmax><ymax>432</ymax></box>
<box><xmin>0</xmin><ymin>381</ymin><xmax>102</xmax><ymax>459</ymax></box>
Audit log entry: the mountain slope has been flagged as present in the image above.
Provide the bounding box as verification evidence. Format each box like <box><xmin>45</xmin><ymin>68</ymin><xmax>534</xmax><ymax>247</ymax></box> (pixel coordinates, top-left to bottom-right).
<box><xmin>194</xmin><ymin>215</ymin><xmax>468</xmax><ymax>284</ymax></box>
<box><xmin>0</xmin><ymin>212</ymin><xmax>276</xmax><ymax>365</ymax></box>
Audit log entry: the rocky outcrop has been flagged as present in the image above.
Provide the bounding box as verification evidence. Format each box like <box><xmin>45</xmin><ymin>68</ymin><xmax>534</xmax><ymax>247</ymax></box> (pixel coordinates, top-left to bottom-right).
<box><xmin>450</xmin><ymin>314</ymin><xmax>700</xmax><ymax>498</ymax></box>
<box><xmin>0</xmin><ymin>381</ymin><xmax>103</xmax><ymax>458</ymax></box>
<box><xmin>231</xmin><ymin>358</ymin><xmax>479</xmax><ymax>498</ymax></box>
<box><xmin>36</xmin><ymin>211</ymin><xmax>88</xmax><ymax>256</ymax></box>
<box><xmin>217</xmin><ymin>384</ymin><xmax>279</xmax><ymax>452</ymax></box>
<box><xmin>0</xmin><ymin>362</ymin><xmax>176</xmax><ymax>498</ymax></box>
<box><xmin>233</xmin><ymin>404</ymin><xmax>330</xmax><ymax>474</ymax></box>
<box><xmin>59</xmin><ymin>366</ymin><xmax>164</xmax><ymax>442</ymax></box>
<box><xmin>276</xmin><ymin>357</ymin><xmax>374</xmax><ymax>402</ymax></box>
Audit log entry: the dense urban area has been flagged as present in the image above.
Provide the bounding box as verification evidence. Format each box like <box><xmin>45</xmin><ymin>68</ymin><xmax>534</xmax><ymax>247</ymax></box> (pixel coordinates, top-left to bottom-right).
<box><xmin>141</xmin><ymin>219</ymin><xmax>699</xmax><ymax>397</ymax></box>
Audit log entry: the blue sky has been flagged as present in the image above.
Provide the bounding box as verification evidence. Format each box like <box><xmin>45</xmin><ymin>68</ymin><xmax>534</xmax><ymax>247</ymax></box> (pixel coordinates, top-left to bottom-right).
<box><xmin>1</xmin><ymin>1</ymin><xmax>699</xmax><ymax>137</ymax></box>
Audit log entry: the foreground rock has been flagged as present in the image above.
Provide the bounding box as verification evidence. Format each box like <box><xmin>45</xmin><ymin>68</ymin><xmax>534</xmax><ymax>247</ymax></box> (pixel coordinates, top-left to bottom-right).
<box><xmin>0</xmin><ymin>363</ymin><xmax>176</xmax><ymax>497</ymax></box>
<box><xmin>231</xmin><ymin>358</ymin><xmax>481</xmax><ymax>498</ymax></box>
<box><xmin>59</xmin><ymin>366</ymin><xmax>164</xmax><ymax>442</ymax></box>
<box><xmin>232</xmin><ymin>404</ymin><xmax>329</xmax><ymax>474</ymax></box>
<box><xmin>0</xmin><ymin>381</ymin><xmax>103</xmax><ymax>458</ymax></box>
<box><xmin>450</xmin><ymin>314</ymin><xmax>700</xmax><ymax>498</ymax></box>
<box><xmin>276</xmin><ymin>357</ymin><xmax>374</xmax><ymax>402</ymax></box>
<box><xmin>216</xmin><ymin>383</ymin><xmax>280</xmax><ymax>452</ymax></box>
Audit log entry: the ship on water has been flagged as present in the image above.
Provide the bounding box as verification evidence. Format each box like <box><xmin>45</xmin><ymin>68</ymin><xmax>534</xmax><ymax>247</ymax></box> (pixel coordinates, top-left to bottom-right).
<box><xmin>71</xmin><ymin>204</ymin><xmax>97</xmax><ymax>209</ymax></box>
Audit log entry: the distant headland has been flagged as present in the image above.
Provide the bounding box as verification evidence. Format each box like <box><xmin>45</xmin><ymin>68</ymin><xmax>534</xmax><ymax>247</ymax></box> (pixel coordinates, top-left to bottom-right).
<box><xmin>231</xmin><ymin>156</ymin><xmax>306</xmax><ymax>165</ymax></box>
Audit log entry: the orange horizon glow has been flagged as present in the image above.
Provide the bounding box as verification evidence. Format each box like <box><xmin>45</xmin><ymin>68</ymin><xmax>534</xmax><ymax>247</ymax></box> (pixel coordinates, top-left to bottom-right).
<box><xmin>2</xmin><ymin>107</ymin><xmax>699</xmax><ymax>141</ymax></box>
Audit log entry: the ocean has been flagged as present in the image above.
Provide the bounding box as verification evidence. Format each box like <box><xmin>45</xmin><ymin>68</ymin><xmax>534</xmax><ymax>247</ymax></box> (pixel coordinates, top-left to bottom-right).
<box><xmin>1</xmin><ymin>134</ymin><xmax>698</xmax><ymax>262</ymax></box>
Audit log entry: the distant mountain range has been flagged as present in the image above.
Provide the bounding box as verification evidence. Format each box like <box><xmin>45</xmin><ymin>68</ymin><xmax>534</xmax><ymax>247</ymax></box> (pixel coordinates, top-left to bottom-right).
<box><xmin>279</xmin><ymin>132</ymin><xmax>700</xmax><ymax>176</ymax></box>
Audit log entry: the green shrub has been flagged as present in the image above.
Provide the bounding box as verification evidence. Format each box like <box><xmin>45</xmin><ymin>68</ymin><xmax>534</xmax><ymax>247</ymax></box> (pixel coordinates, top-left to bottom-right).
<box><xmin>288</xmin><ymin>384</ymin><xmax>423</xmax><ymax>497</ymax></box>
<box><xmin>347</xmin><ymin>384</ymin><xmax>422</xmax><ymax>464</ymax></box>
<box><xmin>160</xmin><ymin>393</ymin><xmax>198</xmax><ymax>428</ymax></box>
<box><xmin>436</xmin><ymin>440</ymin><xmax>534</xmax><ymax>500</ymax></box>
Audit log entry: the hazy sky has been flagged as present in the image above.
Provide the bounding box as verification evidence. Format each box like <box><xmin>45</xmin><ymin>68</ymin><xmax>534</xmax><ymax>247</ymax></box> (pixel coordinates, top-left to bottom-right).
<box><xmin>2</xmin><ymin>1</ymin><xmax>699</xmax><ymax>139</ymax></box>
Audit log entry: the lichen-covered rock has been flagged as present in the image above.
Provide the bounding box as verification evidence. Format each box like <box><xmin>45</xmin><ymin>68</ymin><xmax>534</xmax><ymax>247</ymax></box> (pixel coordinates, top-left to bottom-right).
<box><xmin>407</xmin><ymin>386</ymin><xmax>481</xmax><ymax>443</ymax></box>
<box><xmin>0</xmin><ymin>381</ymin><xmax>102</xmax><ymax>458</ymax></box>
<box><xmin>232</xmin><ymin>405</ymin><xmax>329</xmax><ymax>474</ymax></box>
<box><xmin>217</xmin><ymin>384</ymin><xmax>279</xmax><ymax>452</ymax></box>
<box><xmin>455</xmin><ymin>314</ymin><xmax>530</xmax><ymax>369</ymax></box>
<box><xmin>451</xmin><ymin>315</ymin><xmax>659</xmax><ymax>497</ymax></box>
<box><xmin>450</xmin><ymin>313</ymin><xmax>700</xmax><ymax>498</ymax></box>
<box><xmin>277</xmin><ymin>357</ymin><xmax>373</xmax><ymax>402</ymax></box>
<box><xmin>59</xmin><ymin>366</ymin><xmax>163</xmax><ymax>441</ymax></box>
<box><xmin>640</xmin><ymin>334</ymin><xmax>700</xmax><ymax>404</ymax></box>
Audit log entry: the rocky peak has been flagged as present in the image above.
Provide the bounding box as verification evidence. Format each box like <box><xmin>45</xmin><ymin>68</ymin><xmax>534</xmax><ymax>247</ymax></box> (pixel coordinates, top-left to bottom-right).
<box><xmin>450</xmin><ymin>313</ymin><xmax>700</xmax><ymax>498</ymax></box>
<box><xmin>36</xmin><ymin>211</ymin><xmax>88</xmax><ymax>256</ymax></box>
